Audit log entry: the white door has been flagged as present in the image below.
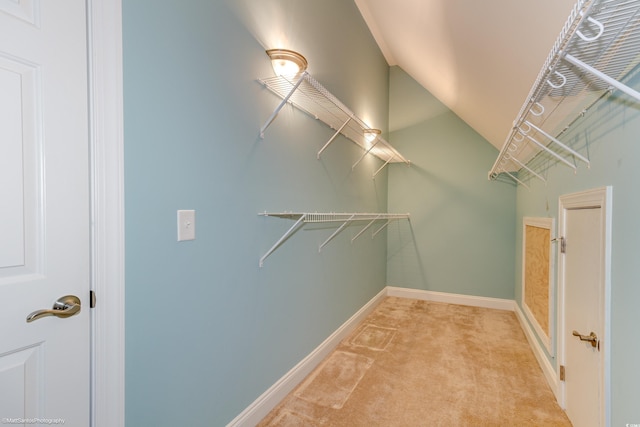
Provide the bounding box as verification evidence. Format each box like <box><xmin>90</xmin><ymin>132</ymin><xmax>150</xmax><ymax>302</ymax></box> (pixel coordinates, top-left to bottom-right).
<box><xmin>558</xmin><ymin>187</ymin><xmax>612</xmax><ymax>427</ymax></box>
<box><xmin>0</xmin><ymin>1</ymin><xmax>91</xmax><ymax>425</ymax></box>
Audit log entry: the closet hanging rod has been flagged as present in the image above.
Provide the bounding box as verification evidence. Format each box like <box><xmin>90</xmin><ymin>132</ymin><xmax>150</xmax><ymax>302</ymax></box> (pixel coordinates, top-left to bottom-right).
<box><xmin>563</xmin><ymin>53</ymin><xmax>640</xmax><ymax>103</ymax></box>
<box><xmin>489</xmin><ymin>0</ymin><xmax>640</xmax><ymax>183</ymax></box>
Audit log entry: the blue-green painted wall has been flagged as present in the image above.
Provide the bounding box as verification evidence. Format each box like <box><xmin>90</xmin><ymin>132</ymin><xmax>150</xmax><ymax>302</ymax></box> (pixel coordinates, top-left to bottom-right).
<box><xmin>514</xmin><ymin>69</ymin><xmax>640</xmax><ymax>424</ymax></box>
<box><xmin>123</xmin><ymin>0</ymin><xmax>389</xmax><ymax>425</ymax></box>
<box><xmin>387</xmin><ymin>68</ymin><xmax>517</xmax><ymax>299</ymax></box>
<box><xmin>122</xmin><ymin>0</ymin><xmax>640</xmax><ymax>423</ymax></box>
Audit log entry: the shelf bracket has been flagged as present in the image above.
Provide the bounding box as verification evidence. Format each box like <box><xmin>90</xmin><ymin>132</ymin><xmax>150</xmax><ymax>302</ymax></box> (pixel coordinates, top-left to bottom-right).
<box><xmin>351</xmin><ymin>215</ymin><xmax>382</xmax><ymax>243</ymax></box>
<box><xmin>260</xmin><ymin>72</ymin><xmax>308</xmax><ymax>138</ymax></box>
<box><xmin>501</xmin><ymin>169</ymin><xmax>530</xmax><ymax>190</ymax></box>
<box><xmin>352</xmin><ymin>137</ymin><xmax>381</xmax><ymax>170</ymax></box>
<box><xmin>524</xmin><ymin>120</ymin><xmax>590</xmax><ymax>167</ymax></box>
<box><xmin>372</xmin><ymin>219</ymin><xmax>393</xmax><ymax>238</ymax></box>
<box><xmin>318</xmin><ymin>114</ymin><xmax>354</xmax><ymax>159</ymax></box>
<box><xmin>259</xmin><ymin>214</ymin><xmax>307</xmax><ymax>267</ymax></box>
<box><xmin>319</xmin><ymin>214</ymin><xmax>356</xmax><ymax>252</ymax></box>
<box><xmin>505</xmin><ymin>155</ymin><xmax>546</xmax><ymax>184</ymax></box>
<box><xmin>520</xmin><ymin>131</ymin><xmax>577</xmax><ymax>171</ymax></box>
<box><xmin>373</xmin><ymin>154</ymin><xmax>395</xmax><ymax>179</ymax></box>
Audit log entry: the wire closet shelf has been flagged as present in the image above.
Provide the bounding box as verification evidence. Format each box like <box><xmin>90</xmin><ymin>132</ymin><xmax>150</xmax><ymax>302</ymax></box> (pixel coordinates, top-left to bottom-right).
<box><xmin>258</xmin><ymin>212</ymin><xmax>410</xmax><ymax>267</ymax></box>
<box><xmin>489</xmin><ymin>0</ymin><xmax>640</xmax><ymax>187</ymax></box>
<box><xmin>259</xmin><ymin>72</ymin><xmax>410</xmax><ymax>178</ymax></box>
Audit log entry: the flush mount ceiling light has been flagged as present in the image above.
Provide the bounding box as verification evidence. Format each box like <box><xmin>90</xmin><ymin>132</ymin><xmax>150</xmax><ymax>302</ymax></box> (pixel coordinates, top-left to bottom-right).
<box><xmin>266</xmin><ymin>48</ymin><xmax>308</xmax><ymax>76</ymax></box>
<box><xmin>363</xmin><ymin>128</ymin><xmax>381</xmax><ymax>143</ymax></box>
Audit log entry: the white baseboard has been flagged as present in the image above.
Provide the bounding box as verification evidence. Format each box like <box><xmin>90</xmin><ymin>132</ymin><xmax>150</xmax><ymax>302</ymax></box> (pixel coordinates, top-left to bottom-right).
<box><xmin>386</xmin><ymin>286</ymin><xmax>515</xmax><ymax>311</ymax></box>
<box><xmin>387</xmin><ymin>287</ymin><xmax>560</xmax><ymax>398</ymax></box>
<box><xmin>513</xmin><ymin>303</ymin><xmax>559</xmax><ymax>398</ymax></box>
<box><xmin>226</xmin><ymin>287</ymin><xmax>388</xmax><ymax>427</ymax></box>
<box><xmin>228</xmin><ymin>286</ymin><xmax>558</xmax><ymax>426</ymax></box>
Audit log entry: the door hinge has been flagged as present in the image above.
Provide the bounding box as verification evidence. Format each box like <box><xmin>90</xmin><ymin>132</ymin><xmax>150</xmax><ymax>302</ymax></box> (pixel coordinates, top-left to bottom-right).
<box><xmin>90</xmin><ymin>290</ymin><xmax>96</xmax><ymax>308</ymax></box>
<box><xmin>552</xmin><ymin>236</ymin><xmax>566</xmax><ymax>253</ymax></box>
<box><xmin>560</xmin><ymin>365</ymin><xmax>566</xmax><ymax>381</ymax></box>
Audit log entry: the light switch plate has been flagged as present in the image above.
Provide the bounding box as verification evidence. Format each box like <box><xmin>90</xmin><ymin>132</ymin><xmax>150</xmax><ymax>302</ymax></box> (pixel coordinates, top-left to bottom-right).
<box><xmin>177</xmin><ymin>210</ymin><xmax>195</xmax><ymax>241</ymax></box>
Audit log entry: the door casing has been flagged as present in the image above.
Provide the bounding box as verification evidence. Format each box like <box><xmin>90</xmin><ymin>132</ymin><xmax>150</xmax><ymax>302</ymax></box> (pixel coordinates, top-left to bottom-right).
<box><xmin>0</xmin><ymin>1</ymin><xmax>123</xmax><ymax>424</ymax></box>
<box><xmin>557</xmin><ymin>186</ymin><xmax>612</xmax><ymax>427</ymax></box>
<box><xmin>87</xmin><ymin>1</ymin><xmax>125</xmax><ymax>426</ymax></box>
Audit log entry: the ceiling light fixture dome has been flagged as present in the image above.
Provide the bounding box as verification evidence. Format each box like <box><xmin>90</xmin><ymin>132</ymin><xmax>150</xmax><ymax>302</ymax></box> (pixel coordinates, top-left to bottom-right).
<box><xmin>266</xmin><ymin>49</ymin><xmax>308</xmax><ymax>76</ymax></box>
<box><xmin>363</xmin><ymin>128</ymin><xmax>381</xmax><ymax>143</ymax></box>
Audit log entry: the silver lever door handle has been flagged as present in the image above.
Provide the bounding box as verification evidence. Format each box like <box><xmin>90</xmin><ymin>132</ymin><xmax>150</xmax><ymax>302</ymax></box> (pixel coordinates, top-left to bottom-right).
<box><xmin>572</xmin><ymin>330</ymin><xmax>598</xmax><ymax>348</ymax></box>
<box><xmin>26</xmin><ymin>295</ymin><xmax>81</xmax><ymax>323</ymax></box>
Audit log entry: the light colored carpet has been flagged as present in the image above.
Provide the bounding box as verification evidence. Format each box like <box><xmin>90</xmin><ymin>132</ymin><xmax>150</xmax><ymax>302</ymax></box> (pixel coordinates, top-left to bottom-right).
<box><xmin>258</xmin><ymin>297</ymin><xmax>571</xmax><ymax>426</ymax></box>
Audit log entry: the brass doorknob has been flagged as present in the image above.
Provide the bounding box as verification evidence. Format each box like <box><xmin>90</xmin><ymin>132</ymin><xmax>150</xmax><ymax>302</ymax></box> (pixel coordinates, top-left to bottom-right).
<box><xmin>572</xmin><ymin>330</ymin><xmax>598</xmax><ymax>348</ymax></box>
<box><xmin>26</xmin><ymin>295</ymin><xmax>81</xmax><ymax>323</ymax></box>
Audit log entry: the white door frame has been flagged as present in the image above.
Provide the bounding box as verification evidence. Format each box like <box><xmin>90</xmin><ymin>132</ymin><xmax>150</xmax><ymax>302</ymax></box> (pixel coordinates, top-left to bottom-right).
<box><xmin>557</xmin><ymin>186</ymin><xmax>612</xmax><ymax>427</ymax></box>
<box><xmin>87</xmin><ymin>1</ymin><xmax>125</xmax><ymax>426</ymax></box>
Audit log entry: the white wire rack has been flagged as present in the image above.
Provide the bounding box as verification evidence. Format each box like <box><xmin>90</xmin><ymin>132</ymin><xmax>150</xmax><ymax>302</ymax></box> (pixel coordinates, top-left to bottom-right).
<box><xmin>489</xmin><ymin>0</ymin><xmax>640</xmax><ymax>187</ymax></box>
<box><xmin>259</xmin><ymin>72</ymin><xmax>410</xmax><ymax>178</ymax></box>
<box><xmin>258</xmin><ymin>212</ymin><xmax>410</xmax><ymax>267</ymax></box>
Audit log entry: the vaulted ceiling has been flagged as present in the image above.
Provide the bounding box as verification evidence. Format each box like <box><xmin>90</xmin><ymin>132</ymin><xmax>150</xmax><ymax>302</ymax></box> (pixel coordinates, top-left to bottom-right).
<box><xmin>354</xmin><ymin>0</ymin><xmax>577</xmax><ymax>149</ymax></box>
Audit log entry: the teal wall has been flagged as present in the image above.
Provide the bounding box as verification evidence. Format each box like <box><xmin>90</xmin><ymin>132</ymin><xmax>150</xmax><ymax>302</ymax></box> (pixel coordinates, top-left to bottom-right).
<box><xmin>122</xmin><ymin>0</ymin><xmax>640</xmax><ymax>423</ymax></box>
<box><xmin>514</xmin><ymin>69</ymin><xmax>640</xmax><ymax>424</ymax></box>
<box><xmin>387</xmin><ymin>67</ymin><xmax>517</xmax><ymax>299</ymax></box>
<box><xmin>123</xmin><ymin>0</ymin><xmax>390</xmax><ymax>425</ymax></box>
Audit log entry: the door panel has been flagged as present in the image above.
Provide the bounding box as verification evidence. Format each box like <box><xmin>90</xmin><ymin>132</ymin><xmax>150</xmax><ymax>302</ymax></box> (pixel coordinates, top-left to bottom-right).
<box><xmin>564</xmin><ymin>207</ymin><xmax>602</xmax><ymax>427</ymax></box>
<box><xmin>0</xmin><ymin>0</ymin><xmax>38</xmax><ymax>25</ymax></box>
<box><xmin>0</xmin><ymin>54</ymin><xmax>39</xmax><ymax>276</ymax></box>
<box><xmin>0</xmin><ymin>1</ymin><xmax>90</xmax><ymax>425</ymax></box>
<box><xmin>0</xmin><ymin>345</ymin><xmax>42</xmax><ymax>419</ymax></box>
<box><xmin>559</xmin><ymin>187</ymin><xmax>611</xmax><ymax>427</ymax></box>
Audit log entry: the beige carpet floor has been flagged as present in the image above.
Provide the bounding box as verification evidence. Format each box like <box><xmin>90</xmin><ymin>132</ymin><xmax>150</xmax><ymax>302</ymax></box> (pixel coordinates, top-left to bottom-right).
<box><xmin>258</xmin><ymin>297</ymin><xmax>571</xmax><ymax>426</ymax></box>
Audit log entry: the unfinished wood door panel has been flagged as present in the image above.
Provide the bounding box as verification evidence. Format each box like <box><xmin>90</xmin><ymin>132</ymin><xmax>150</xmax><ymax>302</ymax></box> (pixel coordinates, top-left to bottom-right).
<box><xmin>523</xmin><ymin>217</ymin><xmax>554</xmax><ymax>353</ymax></box>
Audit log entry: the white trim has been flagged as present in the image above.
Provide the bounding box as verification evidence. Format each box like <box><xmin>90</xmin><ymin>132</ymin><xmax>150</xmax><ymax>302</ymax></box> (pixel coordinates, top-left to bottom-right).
<box><xmin>385</xmin><ymin>286</ymin><xmax>562</xmax><ymax>394</ymax></box>
<box><xmin>229</xmin><ymin>286</ymin><xmax>520</xmax><ymax>425</ymax></box>
<box><xmin>228</xmin><ymin>286</ymin><xmax>571</xmax><ymax>425</ymax></box>
<box><xmin>226</xmin><ymin>288</ymin><xmax>387</xmax><ymax>427</ymax></box>
<box><xmin>386</xmin><ymin>286</ymin><xmax>515</xmax><ymax>311</ymax></box>
<box><xmin>514</xmin><ymin>303</ymin><xmax>559</xmax><ymax>399</ymax></box>
<box><xmin>389</xmin><ymin>287</ymin><xmax>563</xmax><ymax>400</ymax></box>
<box><xmin>557</xmin><ymin>186</ymin><xmax>612</xmax><ymax>427</ymax></box>
<box><xmin>87</xmin><ymin>1</ymin><xmax>125</xmax><ymax>426</ymax></box>
<box><xmin>522</xmin><ymin>303</ymin><xmax>552</xmax><ymax>353</ymax></box>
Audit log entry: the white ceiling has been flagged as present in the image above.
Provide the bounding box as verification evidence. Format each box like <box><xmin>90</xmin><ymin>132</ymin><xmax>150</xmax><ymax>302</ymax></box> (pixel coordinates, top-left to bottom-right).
<box><xmin>355</xmin><ymin>0</ymin><xmax>578</xmax><ymax>149</ymax></box>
